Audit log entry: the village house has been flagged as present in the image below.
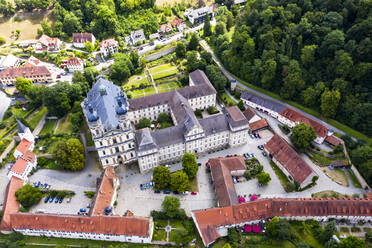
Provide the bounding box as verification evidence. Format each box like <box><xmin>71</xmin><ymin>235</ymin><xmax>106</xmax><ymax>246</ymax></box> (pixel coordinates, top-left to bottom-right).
<box><xmin>99</xmin><ymin>39</ymin><xmax>119</xmax><ymax>57</ymax></box>
<box><xmin>171</xmin><ymin>17</ymin><xmax>186</xmax><ymax>31</ymax></box>
<box><xmin>72</xmin><ymin>33</ymin><xmax>96</xmax><ymax>48</ymax></box>
<box><xmin>33</xmin><ymin>35</ymin><xmax>61</xmax><ymax>52</ymax></box>
<box><xmin>0</xmin><ymin>54</ymin><xmax>20</xmax><ymax>71</ymax></box>
<box><xmin>7</xmin><ymin>151</ymin><xmax>37</xmax><ymax>182</ymax></box>
<box><xmin>158</xmin><ymin>23</ymin><xmax>172</xmax><ymax>35</ymax></box>
<box><xmin>0</xmin><ymin>65</ymin><xmax>52</xmax><ymax>85</ymax></box>
<box><xmin>184</xmin><ymin>5</ymin><xmax>215</xmax><ymax>24</ymax></box>
<box><xmin>125</xmin><ymin>30</ymin><xmax>146</xmax><ymax>45</ymax></box>
<box><xmin>61</xmin><ymin>57</ymin><xmax>85</xmax><ymax>72</ymax></box>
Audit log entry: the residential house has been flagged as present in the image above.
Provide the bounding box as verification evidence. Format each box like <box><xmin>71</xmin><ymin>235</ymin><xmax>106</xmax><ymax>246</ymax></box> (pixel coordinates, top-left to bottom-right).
<box><xmin>72</xmin><ymin>33</ymin><xmax>96</xmax><ymax>48</ymax></box>
<box><xmin>100</xmin><ymin>39</ymin><xmax>119</xmax><ymax>57</ymax></box>
<box><xmin>242</xmin><ymin>107</ymin><xmax>261</xmax><ymax>123</ymax></box>
<box><xmin>7</xmin><ymin>151</ymin><xmax>37</xmax><ymax>181</ymax></box>
<box><xmin>23</xmin><ymin>56</ymin><xmax>41</xmax><ymax>67</ymax></box>
<box><xmin>149</xmin><ymin>33</ymin><xmax>160</xmax><ymax>40</ymax></box>
<box><xmin>62</xmin><ymin>57</ymin><xmax>85</xmax><ymax>72</ymax></box>
<box><xmin>125</xmin><ymin>30</ymin><xmax>146</xmax><ymax>45</ymax></box>
<box><xmin>264</xmin><ymin>134</ymin><xmax>317</xmax><ymax>188</ymax></box>
<box><xmin>33</xmin><ymin>35</ymin><xmax>61</xmax><ymax>52</ymax></box>
<box><xmin>158</xmin><ymin>23</ymin><xmax>172</xmax><ymax>36</ymax></box>
<box><xmin>0</xmin><ymin>54</ymin><xmax>20</xmax><ymax>71</ymax></box>
<box><xmin>171</xmin><ymin>17</ymin><xmax>186</xmax><ymax>31</ymax></box>
<box><xmin>184</xmin><ymin>5</ymin><xmax>215</xmax><ymax>24</ymax></box>
<box><xmin>249</xmin><ymin>118</ymin><xmax>269</xmax><ymax>133</ymax></box>
<box><xmin>0</xmin><ymin>65</ymin><xmax>52</xmax><ymax>85</ymax></box>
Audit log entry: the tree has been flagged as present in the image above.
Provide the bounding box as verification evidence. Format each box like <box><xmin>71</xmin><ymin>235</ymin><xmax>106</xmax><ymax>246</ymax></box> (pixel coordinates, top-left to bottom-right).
<box><xmin>318</xmin><ymin>221</ymin><xmax>336</xmax><ymax>243</ymax></box>
<box><xmin>227</xmin><ymin>227</ymin><xmax>241</xmax><ymax>245</ymax></box>
<box><xmin>203</xmin><ymin>13</ymin><xmax>212</xmax><ymax>37</ymax></box>
<box><xmin>321</xmin><ymin>89</ymin><xmax>341</xmax><ymax>118</ymax></box>
<box><xmin>188</xmin><ymin>33</ymin><xmax>199</xmax><ymax>51</ymax></box>
<box><xmin>137</xmin><ymin>118</ymin><xmax>151</xmax><ymax>129</ymax></box>
<box><xmin>70</xmin><ymin>112</ymin><xmax>83</xmax><ymax>133</ymax></box>
<box><xmin>162</xmin><ymin>196</ymin><xmax>180</xmax><ymax>218</ymax></box>
<box><xmin>170</xmin><ymin>171</ymin><xmax>190</xmax><ymax>193</ymax></box>
<box><xmin>365</xmin><ymin>228</ymin><xmax>372</xmax><ymax>243</ymax></box>
<box><xmin>15</xmin><ymin>184</ymin><xmax>42</xmax><ymax>209</ymax></box>
<box><xmin>153</xmin><ymin>166</ymin><xmax>171</xmax><ymax>190</ymax></box>
<box><xmin>175</xmin><ymin>42</ymin><xmax>186</xmax><ymax>58</ymax></box>
<box><xmin>109</xmin><ymin>60</ymin><xmax>131</xmax><ymax>84</ymax></box>
<box><xmin>15</xmin><ymin>77</ymin><xmax>32</xmax><ymax>95</ymax></box>
<box><xmin>226</xmin><ymin>12</ymin><xmax>234</xmax><ymax>31</ymax></box>
<box><xmin>275</xmin><ymin>219</ymin><xmax>291</xmax><ymax>240</ymax></box>
<box><xmin>0</xmin><ymin>36</ymin><xmax>5</xmax><ymax>45</ymax></box>
<box><xmin>237</xmin><ymin>100</ymin><xmax>245</xmax><ymax>111</ymax></box>
<box><xmin>321</xmin><ymin>30</ymin><xmax>345</xmax><ymax>56</ymax></box>
<box><xmin>281</xmin><ymin>60</ymin><xmax>305</xmax><ymax>100</ymax></box>
<box><xmin>205</xmin><ymin>65</ymin><xmax>227</xmax><ymax>92</ymax></box>
<box><xmin>266</xmin><ymin>217</ymin><xmax>280</xmax><ymax>237</ymax></box>
<box><xmin>157</xmin><ymin>113</ymin><xmax>171</xmax><ymax>124</ymax></box>
<box><xmin>182</xmin><ymin>153</ymin><xmax>198</xmax><ymax>179</ymax></box>
<box><xmin>338</xmin><ymin>236</ymin><xmax>365</xmax><ymax>248</ymax></box>
<box><xmin>85</xmin><ymin>41</ymin><xmax>94</xmax><ymax>52</ymax></box>
<box><xmin>215</xmin><ymin>22</ymin><xmax>227</xmax><ymax>36</ymax></box>
<box><xmin>290</xmin><ymin>123</ymin><xmax>317</xmax><ymax>152</ymax></box>
<box><xmin>257</xmin><ymin>172</ymin><xmax>271</xmax><ymax>186</ymax></box>
<box><xmin>52</xmin><ymin>138</ymin><xmax>85</xmax><ymax>171</ymax></box>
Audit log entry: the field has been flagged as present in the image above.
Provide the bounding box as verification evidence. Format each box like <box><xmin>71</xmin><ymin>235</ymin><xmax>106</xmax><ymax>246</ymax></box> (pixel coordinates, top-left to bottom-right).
<box><xmin>219</xmin><ymin>92</ymin><xmax>237</xmax><ymax>106</ymax></box>
<box><xmin>131</xmin><ymin>87</ymin><xmax>157</xmax><ymax>98</ymax></box>
<box><xmin>123</xmin><ymin>73</ymin><xmax>150</xmax><ymax>90</ymax></box>
<box><xmin>157</xmin><ymin>82</ymin><xmax>180</xmax><ymax>93</ymax></box>
<box><xmin>55</xmin><ymin>114</ymin><xmax>73</xmax><ymax>134</ymax></box>
<box><xmin>148</xmin><ymin>63</ymin><xmax>178</xmax><ymax>80</ymax></box>
<box><xmin>27</xmin><ymin>106</ymin><xmax>47</xmax><ymax>130</ymax></box>
<box><xmin>324</xmin><ymin>167</ymin><xmax>349</xmax><ymax>187</ymax></box>
<box><xmin>39</xmin><ymin>119</ymin><xmax>57</xmax><ymax>135</ymax></box>
<box><xmin>0</xmin><ymin>10</ymin><xmax>53</xmax><ymax>43</ymax></box>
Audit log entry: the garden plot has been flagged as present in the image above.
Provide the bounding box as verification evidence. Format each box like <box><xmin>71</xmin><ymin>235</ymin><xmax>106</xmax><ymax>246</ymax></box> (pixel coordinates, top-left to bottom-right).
<box><xmin>123</xmin><ymin>73</ymin><xmax>150</xmax><ymax>90</ymax></box>
<box><xmin>157</xmin><ymin>82</ymin><xmax>180</xmax><ymax>93</ymax></box>
<box><xmin>131</xmin><ymin>87</ymin><xmax>157</xmax><ymax>98</ymax></box>
<box><xmin>149</xmin><ymin>63</ymin><xmax>178</xmax><ymax>80</ymax></box>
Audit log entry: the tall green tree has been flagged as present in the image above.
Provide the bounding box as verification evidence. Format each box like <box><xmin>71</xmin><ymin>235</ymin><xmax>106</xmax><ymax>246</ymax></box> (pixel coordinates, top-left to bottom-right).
<box><xmin>15</xmin><ymin>185</ymin><xmax>42</xmax><ymax>209</ymax></box>
<box><xmin>52</xmin><ymin>138</ymin><xmax>85</xmax><ymax>171</ymax></box>
<box><xmin>170</xmin><ymin>171</ymin><xmax>190</xmax><ymax>193</ymax></box>
<box><xmin>15</xmin><ymin>77</ymin><xmax>32</xmax><ymax>95</ymax></box>
<box><xmin>290</xmin><ymin>123</ymin><xmax>317</xmax><ymax>152</ymax></box>
<box><xmin>188</xmin><ymin>33</ymin><xmax>199</xmax><ymax>51</ymax></box>
<box><xmin>182</xmin><ymin>153</ymin><xmax>198</xmax><ymax>179</ymax></box>
<box><xmin>321</xmin><ymin>89</ymin><xmax>341</xmax><ymax>118</ymax></box>
<box><xmin>162</xmin><ymin>196</ymin><xmax>180</xmax><ymax>218</ymax></box>
<box><xmin>153</xmin><ymin>166</ymin><xmax>171</xmax><ymax>190</ymax></box>
<box><xmin>175</xmin><ymin>42</ymin><xmax>186</xmax><ymax>58</ymax></box>
<box><xmin>203</xmin><ymin>13</ymin><xmax>212</xmax><ymax>37</ymax></box>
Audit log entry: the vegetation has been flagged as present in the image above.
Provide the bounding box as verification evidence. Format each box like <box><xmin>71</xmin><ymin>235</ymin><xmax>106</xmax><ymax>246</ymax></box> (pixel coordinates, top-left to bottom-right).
<box><xmin>153</xmin><ymin>166</ymin><xmax>171</xmax><ymax>190</ymax></box>
<box><xmin>156</xmin><ymin>113</ymin><xmax>173</xmax><ymax>129</ymax></box>
<box><xmin>244</xmin><ymin>158</ymin><xmax>263</xmax><ymax>180</ymax></box>
<box><xmin>182</xmin><ymin>152</ymin><xmax>198</xmax><ymax>179</ymax></box>
<box><xmin>110</xmin><ymin>52</ymin><xmax>142</xmax><ymax>84</ymax></box>
<box><xmin>161</xmin><ymin>196</ymin><xmax>180</xmax><ymax>219</ymax></box>
<box><xmin>209</xmin><ymin>0</ymin><xmax>372</xmax><ymax>138</ymax></box>
<box><xmin>207</xmin><ymin>106</ymin><xmax>219</xmax><ymax>115</ymax></box>
<box><xmin>39</xmin><ymin>119</ymin><xmax>57</xmax><ymax>135</ymax></box>
<box><xmin>15</xmin><ymin>185</ymin><xmax>42</xmax><ymax>209</ymax></box>
<box><xmin>15</xmin><ymin>77</ymin><xmax>32</xmax><ymax>95</ymax></box>
<box><xmin>84</xmin><ymin>191</ymin><xmax>95</xmax><ymax>199</ymax></box>
<box><xmin>279</xmin><ymin>124</ymin><xmax>291</xmax><ymax>135</ymax></box>
<box><xmin>170</xmin><ymin>170</ymin><xmax>189</xmax><ymax>193</ymax></box>
<box><xmin>52</xmin><ymin>138</ymin><xmax>85</xmax><ymax>171</ymax></box>
<box><xmin>136</xmin><ymin>118</ymin><xmax>152</xmax><ymax>129</ymax></box>
<box><xmin>290</xmin><ymin>123</ymin><xmax>317</xmax><ymax>152</ymax></box>
<box><xmin>257</xmin><ymin>172</ymin><xmax>271</xmax><ymax>186</ymax></box>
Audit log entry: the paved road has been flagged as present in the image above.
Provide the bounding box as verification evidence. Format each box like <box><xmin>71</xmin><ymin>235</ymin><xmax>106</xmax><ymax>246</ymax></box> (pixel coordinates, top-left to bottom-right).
<box><xmin>200</xmin><ymin>40</ymin><xmax>351</xmax><ymax>139</ymax></box>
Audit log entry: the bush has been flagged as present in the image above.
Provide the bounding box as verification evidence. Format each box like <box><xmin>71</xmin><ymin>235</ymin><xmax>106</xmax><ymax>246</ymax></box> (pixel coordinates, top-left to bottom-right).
<box><xmin>84</xmin><ymin>191</ymin><xmax>95</xmax><ymax>198</ymax></box>
<box><xmin>194</xmin><ymin>109</ymin><xmax>202</xmax><ymax>118</ymax></box>
<box><xmin>207</xmin><ymin>106</ymin><xmax>219</xmax><ymax>114</ymax></box>
<box><xmin>351</xmin><ymin>227</ymin><xmax>361</xmax><ymax>232</ymax></box>
<box><xmin>15</xmin><ymin>185</ymin><xmax>43</xmax><ymax>209</ymax></box>
<box><xmin>279</xmin><ymin>124</ymin><xmax>291</xmax><ymax>134</ymax></box>
<box><xmin>137</xmin><ymin>118</ymin><xmax>152</xmax><ymax>129</ymax></box>
<box><xmin>340</xmin><ymin>227</ymin><xmax>349</xmax><ymax>233</ymax></box>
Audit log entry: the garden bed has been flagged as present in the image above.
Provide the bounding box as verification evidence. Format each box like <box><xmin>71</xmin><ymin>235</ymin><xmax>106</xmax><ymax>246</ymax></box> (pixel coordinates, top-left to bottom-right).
<box><xmin>39</xmin><ymin>119</ymin><xmax>57</xmax><ymax>135</ymax></box>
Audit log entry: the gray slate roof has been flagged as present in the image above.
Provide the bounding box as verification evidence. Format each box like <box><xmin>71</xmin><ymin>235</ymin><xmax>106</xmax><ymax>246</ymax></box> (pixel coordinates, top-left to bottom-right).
<box><xmin>223</xmin><ymin>106</ymin><xmax>249</xmax><ymax>129</ymax></box>
<box><xmin>16</xmin><ymin>119</ymin><xmax>27</xmax><ymax>134</ymax></box>
<box><xmin>84</xmin><ymin>77</ymin><xmax>128</xmax><ymax>131</ymax></box>
<box><xmin>151</xmin><ymin>125</ymin><xmax>185</xmax><ymax>147</ymax></box>
<box><xmin>170</xmin><ymin>91</ymin><xmax>200</xmax><ymax>132</ymax></box>
<box><xmin>198</xmin><ymin>114</ymin><xmax>229</xmax><ymax>136</ymax></box>
<box><xmin>136</xmin><ymin>128</ymin><xmax>157</xmax><ymax>152</ymax></box>
<box><xmin>240</xmin><ymin>91</ymin><xmax>286</xmax><ymax>113</ymax></box>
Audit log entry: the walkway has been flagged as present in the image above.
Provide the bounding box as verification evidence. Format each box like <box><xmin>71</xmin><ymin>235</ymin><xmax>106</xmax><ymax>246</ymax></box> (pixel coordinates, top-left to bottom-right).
<box><xmin>32</xmin><ymin>111</ymin><xmax>48</xmax><ymax>136</ymax></box>
<box><xmin>145</xmin><ymin>68</ymin><xmax>158</xmax><ymax>94</ymax></box>
<box><xmin>200</xmin><ymin>39</ymin><xmax>351</xmax><ymax>139</ymax></box>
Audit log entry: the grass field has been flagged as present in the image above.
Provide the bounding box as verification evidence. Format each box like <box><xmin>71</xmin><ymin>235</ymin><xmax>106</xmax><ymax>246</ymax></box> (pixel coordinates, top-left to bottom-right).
<box><xmin>55</xmin><ymin>114</ymin><xmax>73</xmax><ymax>134</ymax></box>
<box><xmin>324</xmin><ymin>168</ymin><xmax>349</xmax><ymax>187</ymax></box>
<box><xmin>0</xmin><ymin>10</ymin><xmax>53</xmax><ymax>43</ymax></box>
<box><xmin>39</xmin><ymin>119</ymin><xmax>56</xmax><ymax>135</ymax></box>
<box><xmin>312</xmin><ymin>190</ymin><xmax>349</xmax><ymax>198</ymax></box>
<box><xmin>157</xmin><ymin>82</ymin><xmax>180</xmax><ymax>93</ymax></box>
<box><xmin>123</xmin><ymin>73</ymin><xmax>150</xmax><ymax>90</ymax></box>
<box><xmin>307</xmin><ymin>151</ymin><xmax>333</xmax><ymax>167</ymax></box>
<box><xmin>131</xmin><ymin>87</ymin><xmax>157</xmax><ymax>98</ymax></box>
<box><xmin>27</xmin><ymin>106</ymin><xmax>47</xmax><ymax>130</ymax></box>
<box><xmin>219</xmin><ymin>92</ymin><xmax>237</xmax><ymax>106</ymax></box>
<box><xmin>149</xmin><ymin>63</ymin><xmax>178</xmax><ymax>80</ymax></box>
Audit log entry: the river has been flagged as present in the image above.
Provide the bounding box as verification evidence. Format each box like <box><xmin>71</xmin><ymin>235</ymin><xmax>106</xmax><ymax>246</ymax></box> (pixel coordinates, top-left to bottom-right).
<box><xmin>0</xmin><ymin>91</ymin><xmax>11</xmax><ymax>121</ymax></box>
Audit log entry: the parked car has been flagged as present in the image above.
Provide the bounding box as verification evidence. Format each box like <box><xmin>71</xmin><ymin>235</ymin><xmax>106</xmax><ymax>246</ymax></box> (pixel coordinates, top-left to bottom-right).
<box><xmin>236</xmin><ymin>177</ymin><xmax>240</xmax><ymax>183</ymax></box>
<box><xmin>253</xmin><ymin>133</ymin><xmax>258</xmax><ymax>138</ymax></box>
<box><xmin>146</xmin><ymin>182</ymin><xmax>150</xmax><ymax>189</ymax></box>
<box><xmin>191</xmin><ymin>192</ymin><xmax>197</xmax><ymax>195</ymax></box>
<box><xmin>173</xmin><ymin>191</ymin><xmax>180</xmax><ymax>195</ymax></box>
<box><xmin>67</xmin><ymin>197</ymin><xmax>71</xmax><ymax>203</ymax></box>
<box><xmin>197</xmin><ymin>163</ymin><xmax>201</xmax><ymax>167</ymax></box>
<box><xmin>257</xmin><ymin>133</ymin><xmax>261</xmax><ymax>138</ymax></box>
<box><xmin>262</xmin><ymin>151</ymin><xmax>267</xmax><ymax>157</ymax></box>
<box><xmin>44</xmin><ymin>196</ymin><xmax>50</xmax><ymax>203</ymax></box>
<box><xmin>163</xmin><ymin>190</ymin><xmax>171</xmax><ymax>194</ymax></box>
<box><xmin>250</xmin><ymin>134</ymin><xmax>255</xmax><ymax>139</ymax></box>
<box><xmin>251</xmin><ymin>153</ymin><xmax>255</xmax><ymax>157</ymax></box>
<box><xmin>140</xmin><ymin>184</ymin><xmax>144</xmax><ymax>190</ymax></box>
<box><xmin>59</xmin><ymin>197</ymin><xmax>64</xmax><ymax>203</ymax></box>
<box><xmin>87</xmin><ymin>204</ymin><xmax>91</xmax><ymax>208</ymax></box>
<box><xmin>233</xmin><ymin>177</ymin><xmax>237</xmax><ymax>184</ymax></box>
<box><xmin>182</xmin><ymin>191</ymin><xmax>189</xmax><ymax>195</ymax></box>
<box><xmin>205</xmin><ymin>162</ymin><xmax>210</xmax><ymax>168</ymax></box>
<box><xmin>55</xmin><ymin>197</ymin><xmax>60</xmax><ymax>203</ymax></box>
<box><xmin>56</xmin><ymin>74</ymin><xmax>61</xmax><ymax>79</ymax></box>
<box><xmin>80</xmin><ymin>208</ymin><xmax>87</xmax><ymax>212</ymax></box>
<box><xmin>257</xmin><ymin>145</ymin><xmax>264</xmax><ymax>150</ymax></box>
<box><xmin>49</xmin><ymin>197</ymin><xmax>54</xmax><ymax>203</ymax></box>
<box><xmin>154</xmin><ymin>190</ymin><xmax>161</xmax><ymax>194</ymax></box>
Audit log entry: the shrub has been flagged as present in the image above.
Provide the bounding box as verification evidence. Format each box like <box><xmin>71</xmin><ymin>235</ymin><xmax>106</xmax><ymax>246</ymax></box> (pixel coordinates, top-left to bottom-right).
<box><xmin>84</xmin><ymin>191</ymin><xmax>96</xmax><ymax>198</ymax></box>
<box><xmin>351</xmin><ymin>227</ymin><xmax>361</xmax><ymax>232</ymax></box>
<box><xmin>15</xmin><ymin>185</ymin><xmax>42</xmax><ymax>209</ymax></box>
<box><xmin>207</xmin><ymin>106</ymin><xmax>219</xmax><ymax>115</ymax></box>
<box><xmin>340</xmin><ymin>227</ymin><xmax>349</xmax><ymax>233</ymax></box>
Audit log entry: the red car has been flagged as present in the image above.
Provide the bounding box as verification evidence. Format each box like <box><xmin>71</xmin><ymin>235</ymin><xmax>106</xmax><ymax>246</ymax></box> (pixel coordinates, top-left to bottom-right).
<box><xmin>257</xmin><ymin>133</ymin><xmax>261</xmax><ymax>138</ymax></box>
<box><xmin>191</xmin><ymin>192</ymin><xmax>197</xmax><ymax>195</ymax></box>
<box><xmin>205</xmin><ymin>162</ymin><xmax>210</xmax><ymax>168</ymax></box>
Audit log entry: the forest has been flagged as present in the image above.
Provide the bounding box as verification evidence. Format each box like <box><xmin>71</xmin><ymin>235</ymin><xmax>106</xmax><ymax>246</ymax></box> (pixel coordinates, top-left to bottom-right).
<box><xmin>210</xmin><ymin>0</ymin><xmax>372</xmax><ymax>137</ymax></box>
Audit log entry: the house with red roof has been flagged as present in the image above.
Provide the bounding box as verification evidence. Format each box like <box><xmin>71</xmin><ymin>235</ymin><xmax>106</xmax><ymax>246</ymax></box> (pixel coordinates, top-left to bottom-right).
<box><xmin>171</xmin><ymin>17</ymin><xmax>186</xmax><ymax>31</ymax></box>
<box><xmin>61</xmin><ymin>57</ymin><xmax>85</xmax><ymax>72</ymax></box>
<box><xmin>99</xmin><ymin>39</ymin><xmax>119</xmax><ymax>57</ymax></box>
<box><xmin>264</xmin><ymin>134</ymin><xmax>317</xmax><ymax>187</ymax></box>
<box><xmin>8</xmin><ymin>151</ymin><xmax>37</xmax><ymax>181</ymax></box>
<box><xmin>33</xmin><ymin>35</ymin><xmax>61</xmax><ymax>52</ymax></box>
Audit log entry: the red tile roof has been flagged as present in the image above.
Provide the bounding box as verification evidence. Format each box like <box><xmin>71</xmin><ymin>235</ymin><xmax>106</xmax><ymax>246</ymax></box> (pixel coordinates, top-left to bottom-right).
<box><xmin>66</xmin><ymin>57</ymin><xmax>84</xmax><ymax>66</ymax></box>
<box><xmin>249</xmin><ymin>118</ymin><xmax>269</xmax><ymax>132</ymax></box>
<box><xmin>325</xmin><ymin>135</ymin><xmax>341</xmax><ymax>147</ymax></box>
<box><xmin>264</xmin><ymin>134</ymin><xmax>313</xmax><ymax>184</ymax></box>
<box><xmin>0</xmin><ymin>177</ymin><xmax>24</xmax><ymax>230</ymax></box>
<box><xmin>159</xmin><ymin>23</ymin><xmax>172</xmax><ymax>33</ymax></box>
<box><xmin>39</xmin><ymin>35</ymin><xmax>60</xmax><ymax>47</ymax></box>
<box><xmin>0</xmin><ymin>66</ymin><xmax>51</xmax><ymax>79</ymax></box>
<box><xmin>15</xmin><ymin>138</ymin><xmax>33</xmax><ymax>155</ymax></box>
<box><xmin>10</xmin><ymin>213</ymin><xmax>151</xmax><ymax>237</ymax></box>
<box><xmin>171</xmin><ymin>17</ymin><xmax>184</xmax><ymax>27</ymax></box>
<box><xmin>99</xmin><ymin>39</ymin><xmax>118</xmax><ymax>49</ymax></box>
<box><xmin>11</xmin><ymin>157</ymin><xmax>28</xmax><ymax>175</ymax></box>
<box><xmin>209</xmin><ymin>157</ymin><xmax>246</xmax><ymax>207</ymax></box>
<box><xmin>91</xmin><ymin>166</ymin><xmax>118</xmax><ymax>216</ymax></box>
<box><xmin>22</xmin><ymin>150</ymin><xmax>36</xmax><ymax>163</ymax></box>
<box><xmin>193</xmin><ymin>197</ymin><xmax>372</xmax><ymax>246</ymax></box>
<box><xmin>280</xmin><ymin>108</ymin><xmax>328</xmax><ymax>138</ymax></box>
<box><xmin>72</xmin><ymin>33</ymin><xmax>94</xmax><ymax>43</ymax></box>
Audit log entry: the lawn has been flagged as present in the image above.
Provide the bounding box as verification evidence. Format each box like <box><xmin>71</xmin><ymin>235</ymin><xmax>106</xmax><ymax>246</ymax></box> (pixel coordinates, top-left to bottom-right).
<box><xmin>123</xmin><ymin>73</ymin><xmax>150</xmax><ymax>90</ymax></box>
<box><xmin>152</xmin><ymin>229</ymin><xmax>166</xmax><ymax>241</ymax></box>
<box><xmin>290</xmin><ymin>222</ymin><xmax>323</xmax><ymax>248</ymax></box>
<box><xmin>324</xmin><ymin>168</ymin><xmax>349</xmax><ymax>187</ymax></box>
<box><xmin>269</xmin><ymin>161</ymin><xmax>290</xmax><ymax>192</ymax></box>
<box><xmin>130</xmin><ymin>87</ymin><xmax>157</xmax><ymax>98</ymax></box>
<box><xmin>307</xmin><ymin>151</ymin><xmax>333</xmax><ymax>167</ymax></box>
<box><xmin>55</xmin><ymin>114</ymin><xmax>73</xmax><ymax>134</ymax></box>
<box><xmin>27</xmin><ymin>107</ymin><xmax>47</xmax><ymax>131</ymax></box>
<box><xmin>219</xmin><ymin>92</ymin><xmax>237</xmax><ymax>106</ymax></box>
<box><xmin>155</xmin><ymin>75</ymin><xmax>178</xmax><ymax>85</ymax></box>
<box><xmin>189</xmin><ymin>177</ymin><xmax>198</xmax><ymax>192</ymax></box>
<box><xmin>149</xmin><ymin>63</ymin><xmax>178</xmax><ymax>80</ymax></box>
<box><xmin>157</xmin><ymin>82</ymin><xmax>180</xmax><ymax>93</ymax></box>
<box><xmin>39</xmin><ymin>119</ymin><xmax>57</xmax><ymax>135</ymax></box>
<box><xmin>346</xmin><ymin>169</ymin><xmax>362</xmax><ymax>189</ymax></box>
<box><xmin>312</xmin><ymin>190</ymin><xmax>349</xmax><ymax>198</ymax></box>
